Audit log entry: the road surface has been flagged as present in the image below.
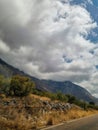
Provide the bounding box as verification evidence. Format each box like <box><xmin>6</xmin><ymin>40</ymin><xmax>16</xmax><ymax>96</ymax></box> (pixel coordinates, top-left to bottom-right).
<box><xmin>41</xmin><ymin>114</ymin><xmax>98</xmax><ymax>130</ymax></box>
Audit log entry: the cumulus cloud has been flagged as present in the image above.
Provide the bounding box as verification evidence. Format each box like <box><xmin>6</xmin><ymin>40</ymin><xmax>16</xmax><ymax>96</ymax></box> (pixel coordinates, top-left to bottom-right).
<box><xmin>0</xmin><ymin>0</ymin><xmax>98</xmax><ymax>97</ymax></box>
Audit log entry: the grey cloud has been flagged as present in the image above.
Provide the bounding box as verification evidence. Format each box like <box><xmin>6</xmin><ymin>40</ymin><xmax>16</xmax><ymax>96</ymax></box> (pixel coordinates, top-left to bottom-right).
<box><xmin>0</xmin><ymin>0</ymin><xmax>45</xmax><ymax>49</ymax></box>
<box><xmin>46</xmin><ymin>70</ymin><xmax>91</xmax><ymax>82</ymax></box>
<box><xmin>0</xmin><ymin>0</ymin><xmax>98</xmax><ymax>96</ymax></box>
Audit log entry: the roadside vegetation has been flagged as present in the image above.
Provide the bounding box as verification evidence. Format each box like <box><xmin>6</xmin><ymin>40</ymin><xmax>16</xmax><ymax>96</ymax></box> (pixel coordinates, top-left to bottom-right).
<box><xmin>0</xmin><ymin>74</ymin><xmax>98</xmax><ymax>130</ymax></box>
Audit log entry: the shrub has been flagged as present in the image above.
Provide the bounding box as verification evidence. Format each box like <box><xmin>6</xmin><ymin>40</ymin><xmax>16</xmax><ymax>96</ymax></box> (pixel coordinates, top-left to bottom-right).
<box><xmin>0</xmin><ymin>75</ymin><xmax>10</xmax><ymax>95</ymax></box>
<box><xmin>9</xmin><ymin>75</ymin><xmax>35</xmax><ymax>96</ymax></box>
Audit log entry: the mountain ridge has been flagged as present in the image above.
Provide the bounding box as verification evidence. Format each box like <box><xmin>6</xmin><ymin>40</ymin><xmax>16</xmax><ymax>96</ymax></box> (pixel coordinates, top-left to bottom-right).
<box><xmin>0</xmin><ymin>58</ymin><xmax>97</xmax><ymax>103</ymax></box>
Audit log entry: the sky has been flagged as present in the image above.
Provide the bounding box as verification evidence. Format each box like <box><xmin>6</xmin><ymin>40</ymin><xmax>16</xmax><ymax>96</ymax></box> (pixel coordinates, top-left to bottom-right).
<box><xmin>0</xmin><ymin>0</ymin><xmax>98</xmax><ymax>97</ymax></box>
<box><xmin>93</xmin><ymin>0</ymin><xmax>98</xmax><ymax>6</ymax></box>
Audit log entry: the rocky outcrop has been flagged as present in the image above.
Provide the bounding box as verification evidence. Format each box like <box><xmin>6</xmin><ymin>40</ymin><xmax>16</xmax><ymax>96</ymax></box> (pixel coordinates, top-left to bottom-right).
<box><xmin>42</xmin><ymin>100</ymin><xmax>72</xmax><ymax>112</ymax></box>
<box><xmin>0</xmin><ymin>97</ymin><xmax>72</xmax><ymax>115</ymax></box>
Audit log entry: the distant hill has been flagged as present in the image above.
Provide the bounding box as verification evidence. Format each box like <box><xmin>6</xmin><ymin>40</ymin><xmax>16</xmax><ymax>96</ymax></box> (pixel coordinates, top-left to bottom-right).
<box><xmin>0</xmin><ymin>58</ymin><xmax>97</xmax><ymax>102</ymax></box>
<box><xmin>40</xmin><ymin>80</ymin><xmax>97</xmax><ymax>102</ymax></box>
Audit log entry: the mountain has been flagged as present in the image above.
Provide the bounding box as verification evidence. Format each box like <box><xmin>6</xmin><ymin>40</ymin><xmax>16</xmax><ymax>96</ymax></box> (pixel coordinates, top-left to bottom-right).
<box><xmin>0</xmin><ymin>58</ymin><xmax>25</xmax><ymax>77</ymax></box>
<box><xmin>0</xmin><ymin>58</ymin><xmax>97</xmax><ymax>102</ymax></box>
<box><xmin>40</xmin><ymin>80</ymin><xmax>95</xmax><ymax>102</ymax></box>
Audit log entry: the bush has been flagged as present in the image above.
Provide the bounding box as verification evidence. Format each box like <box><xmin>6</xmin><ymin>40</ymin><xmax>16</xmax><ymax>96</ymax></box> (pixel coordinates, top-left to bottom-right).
<box><xmin>0</xmin><ymin>75</ymin><xmax>10</xmax><ymax>95</ymax></box>
<box><xmin>89</xmin><ymin>101</ymin><xmax>95</xmax><ymax>106</ymax></box>
<box><xmin>66</xmin><ymin>94</ymin><xmax>76</xmax><ymax>104</ymax></box>
<box><xmin>9</xmin><ymin>75</ymin><xmax>35</xmax><ymax>96</ymax></box>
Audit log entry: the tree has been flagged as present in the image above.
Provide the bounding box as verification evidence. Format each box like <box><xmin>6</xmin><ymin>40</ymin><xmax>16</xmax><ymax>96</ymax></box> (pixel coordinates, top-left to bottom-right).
<box><xmin>89</xmin><ymin>101</ymin><xmax>95</xmax><ymax>106</ymax></box>
<box><xmin>66</xmin><ymin>94</ymin><xmax>76</xmax><ymax>104</ymax></box>
<box><xmin>55</xmin><ymin>92</ymin><xmax>68</xmax><ymax>102</ymax></box>
<box><xmin>9</xmin><ymin>75</ymin><xmax>35</xmax><ymax>96</ymax></box>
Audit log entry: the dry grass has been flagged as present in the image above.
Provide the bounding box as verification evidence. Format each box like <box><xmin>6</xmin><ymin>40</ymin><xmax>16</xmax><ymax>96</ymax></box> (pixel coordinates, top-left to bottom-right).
<box><xmin>36</xmin><ymin>108</ymin><xmax>98</xmax><ymax>128</ymax></box>
<box><xmin>0</xmin><ymin>95</ymin><xmax>98</xmax><ymax>130</ymax></box>
<box><xmin>63</xmin><ymin>108</ymin><xmax>98</xmax><ymax>121</ymax></box>
<box><xmin>0</xmin><ymin>117</ymin><xmax>36</xmax><ymax>130</ymax></box>
<box><xmin>0</xmin><ymin>108</ymin><xmax>37</xmax><ymax>130</ymax></box>
<box><xmin>0</xmin><ymin>109</ymin><xmax>98</xmax><ymax>130</ymax></box>
<box><xmin>31</xmin><ymin>94</ymin><xmax>50</xmax><ymax>101</ymax></box>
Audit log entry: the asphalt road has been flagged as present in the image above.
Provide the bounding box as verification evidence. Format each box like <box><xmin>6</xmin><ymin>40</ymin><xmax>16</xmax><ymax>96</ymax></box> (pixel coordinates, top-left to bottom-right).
<box><xmin>41</xmin><ymin>114</ymin><xmax>98</xmax><ymax>130</ymax></box>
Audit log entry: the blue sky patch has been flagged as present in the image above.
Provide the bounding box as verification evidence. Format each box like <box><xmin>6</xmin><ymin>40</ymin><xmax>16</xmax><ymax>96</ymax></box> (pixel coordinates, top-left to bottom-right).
<box><xmin>89</xmin><ymin>50</ymin><xmax>94</xmax><ymax>54</ymax></box>
<box><xmin>96</xmin><ymin>65</ymin><xmax>98</xmax><ymax>69</ymax></box>
<box><xmin>63</xmin><ymin>55</ymin><xmax>73</xmax><ymax>63</ymax></box>
<box><xmin>93</xmin><ymin>0</ymin><xmax>98</xmax><ymax>6</ymax></box>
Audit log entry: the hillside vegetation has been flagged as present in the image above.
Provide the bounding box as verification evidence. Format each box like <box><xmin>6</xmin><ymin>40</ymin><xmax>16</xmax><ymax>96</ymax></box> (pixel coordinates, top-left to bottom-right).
<box><xmin>0</xmin><ymin>75</ymin><xmax>98</xmax><ymax>130</ymax></box>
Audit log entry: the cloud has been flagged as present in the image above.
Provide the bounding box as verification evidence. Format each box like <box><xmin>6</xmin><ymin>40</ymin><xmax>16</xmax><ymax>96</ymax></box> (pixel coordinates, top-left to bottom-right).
<box><xmin>0</xmin><ymin>0</ymin><xmax>98</xmax><ymax>97</ymax></box>
<box><xmin>87</xmin><ymin>0</ymin><xmax>93</xmax><ymax>5</ymax></box>
<box><xmin>78</xmin><ymin>70</ymin><xmax>98</xmax><ymax>97</ymax></box>
<box><xmin>0</xmin><ymin>40</ymin><xmax>10</xmax><ymax>53</ymax></box>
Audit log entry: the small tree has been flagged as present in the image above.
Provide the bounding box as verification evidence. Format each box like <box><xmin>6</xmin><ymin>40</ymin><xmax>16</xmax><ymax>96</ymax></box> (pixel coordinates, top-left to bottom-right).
<box><xmin>89</xmin><ymin>101</ymin><xmax>95</xmax><ymax>106</ymax></box>
<box><xmin>55</xmin><ymin>92</ymin><xmax>68</xmax><ymax>102</ymax></box>
<box><xmin>9</xmin><ymin>75</ymin><xmax>35</xmax><ymax>96</ymax></box>
<box><xmin>66</xmin><ymin>95</ymin><xmax>76</xmax><ymax>104</ymax></box>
